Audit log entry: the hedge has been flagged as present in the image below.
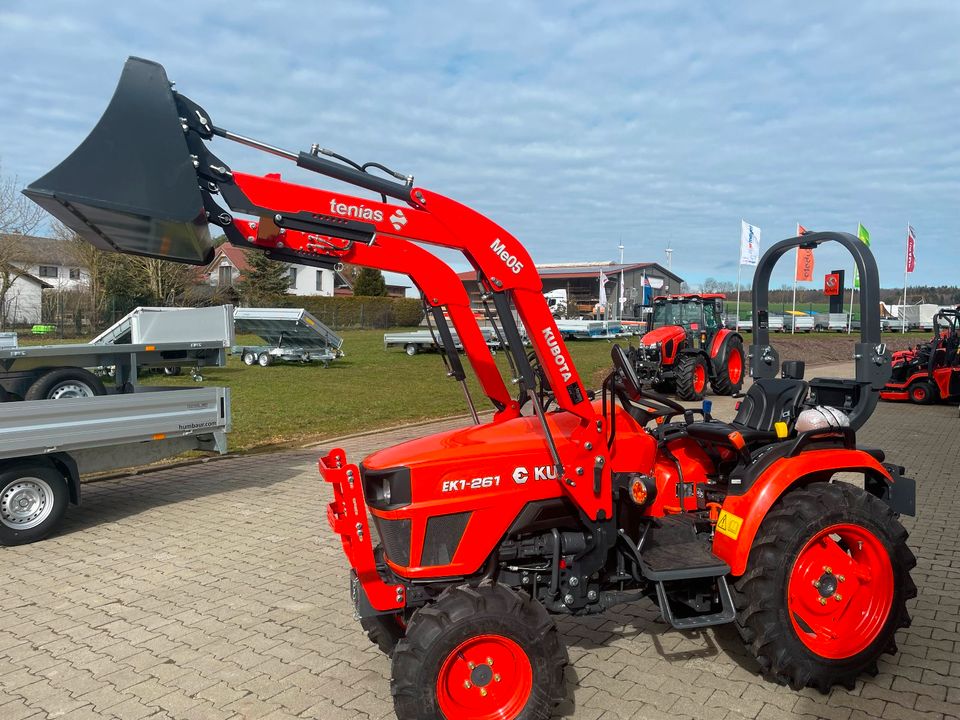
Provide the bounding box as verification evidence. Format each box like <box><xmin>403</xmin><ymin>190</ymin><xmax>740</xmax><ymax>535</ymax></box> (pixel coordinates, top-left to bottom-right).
<box><xmin>276</xmin><ymin>294</ymin><xmax>424</xmax><ymax>329</ymax></box>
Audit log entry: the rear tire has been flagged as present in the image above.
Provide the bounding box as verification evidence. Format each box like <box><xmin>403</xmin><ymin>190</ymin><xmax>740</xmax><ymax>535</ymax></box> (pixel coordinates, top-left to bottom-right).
<box><xmin>391</xmin><ymin>581</ymin><xmax>566</xmax><ymax>720</ymax></box>
<box><xmin>908</xmin><ymin>381</ymin><xmax>935</xmax><ymax>404</ymax></box>
<box><xmin>257</xmin><ymin>353</ymin><xmax>273</xmax><ymax>367</ymax></box>
<box><xmin>404</xmin><ymin>343</ymin><xmax>418</xmax><ymax>356</ymax></box>
<box><xmin>710</xmin><ymin>338</ymin><xmax>745</xmax><ymax>396</ymax></box>
<box><xmin>242</xmin><ymin>351</ymin><xmax>257</xmax><ymax>366</ymax></box>
<box><xmin>0</xmin><ymin>464</ymin><xmax>69</xmax><ymax>546</ymax></box>
<box><xmin>25</xmin><ymin>368</ymin><xmax>106</xmax><ymax>401</ymax></box>
<box><xmin>675</xmin><ymin>354</ymin><xmax>707</xmax><ymax>401</ymax></box>
<box><xmin>733</xmin><ymin>482</ymin><xmax>915</xmax><ymax>692</ymax></box>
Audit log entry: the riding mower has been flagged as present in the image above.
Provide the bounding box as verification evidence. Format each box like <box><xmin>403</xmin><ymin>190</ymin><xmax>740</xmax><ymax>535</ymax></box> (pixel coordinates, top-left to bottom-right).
<box><xmin>880</xmin><ymin>307</ymin><xmax>960</xmax><ymax>404</ymax></box>
<box><xmin>629</xmin><ymin>293</ymin><xmax>745</xmax><ymax>400</ymax></box>
<box><xmin>27</xmin><ymin>57</ymin><xmax>917</xmax><ymax>720</ymax></box>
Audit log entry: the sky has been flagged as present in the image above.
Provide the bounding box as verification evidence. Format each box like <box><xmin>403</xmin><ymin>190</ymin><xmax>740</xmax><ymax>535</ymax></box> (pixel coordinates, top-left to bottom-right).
<box><xmin>1</xmin><ymin>1</ymin><xmax>957</xmax><ymax>293</ymax></box>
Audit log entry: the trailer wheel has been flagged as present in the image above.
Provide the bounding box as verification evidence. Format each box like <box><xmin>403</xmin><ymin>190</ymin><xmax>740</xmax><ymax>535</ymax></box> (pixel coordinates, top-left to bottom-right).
<box><xmin>0</xmin><ymin>464</ymin><xmax>69</xmax><ymax>546</ymax></box>
<box><xmin>257</xmin><ymin>353</ymin><xmax>273</xmax><ymax>367</ymax></box>
<box><xmin>25</xmin><ymin>368</ymin><xmax>106</xmax><ymax>401</ymax></box>
<box><xmin>242</xmin><ymin>351</ymin><xmax>257</xmax><ymax>366</ymax></box>
<box><xmin>162</xmin><ymin>366</ymin><xmax>182</xmax><ymax>376</ymax></box>
<box><xmin>733</xmin><ymin>482</ymin><xmax>916</xmax><ymax>692</ymax></box>
<box><xmin>404</xmin><ymin>343</ymin><xmax>418</xmax><ymax>356</ymax></box>
<box><xmin>392</xmin><ymin>581</ymin><xmax>566</xmax><ymax>720</ymax></box>
<box><xmin>908</xmin><ymin>381</ymin><xmax>935</xmax><ymax>404</ymax></box>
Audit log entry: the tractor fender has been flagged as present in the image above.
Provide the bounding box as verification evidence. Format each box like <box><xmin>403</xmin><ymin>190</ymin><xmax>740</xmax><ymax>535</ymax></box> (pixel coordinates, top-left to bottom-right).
<box><xmin>712</xmin><ymin>448</ymin><xmax>894</xmax><ymax>576</ymax></box>
<box><xmin>707</xmin><ymin>330</ymin><xmax>742</xmax><ymax>371</ymax></box>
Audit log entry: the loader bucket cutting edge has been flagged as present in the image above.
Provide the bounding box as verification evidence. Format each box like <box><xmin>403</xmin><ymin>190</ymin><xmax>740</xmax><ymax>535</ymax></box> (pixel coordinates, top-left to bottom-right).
<box><xmin>23</xmin><ymin>57</ymin><xmax>214</xmax><ymax>265</ymax></box>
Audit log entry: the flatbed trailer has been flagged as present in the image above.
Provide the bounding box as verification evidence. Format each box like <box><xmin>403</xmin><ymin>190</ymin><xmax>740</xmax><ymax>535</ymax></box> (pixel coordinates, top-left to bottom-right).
<box><xmin>384</xmin><ymin>327</ymin><xmax>501</xmax><ymax>355</ymax></box>
<box><xmin>0</xmin><ymin>305</ymin><xmax>233</xmax><ymax>401</ymax></box>
<box><xmin>0</xmin><ymin>386</ymin><xmax>230</xmax><ymax>545</ymax></box>
<box><xmin>233</xmin><ymin>307</ymin><xmax>344</xmax><ymax>367</ymax></box>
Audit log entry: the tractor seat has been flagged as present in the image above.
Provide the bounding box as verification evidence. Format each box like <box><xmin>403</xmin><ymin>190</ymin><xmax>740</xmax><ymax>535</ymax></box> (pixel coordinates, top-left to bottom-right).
<box><xmin>731</xmin><ymin>377</ymin><xmax>809</xmax><ymax>433</ymax></box>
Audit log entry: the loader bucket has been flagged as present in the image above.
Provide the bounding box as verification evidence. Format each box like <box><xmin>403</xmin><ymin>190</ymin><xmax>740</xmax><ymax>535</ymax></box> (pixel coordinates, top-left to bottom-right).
<box><xmin>24</xmin><ymin>57</ymin><xmax>214</xmax><ymax>265</ymax></box>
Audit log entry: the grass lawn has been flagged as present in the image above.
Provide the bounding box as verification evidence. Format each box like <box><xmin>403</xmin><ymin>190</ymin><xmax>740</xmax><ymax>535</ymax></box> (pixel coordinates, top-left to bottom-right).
<box><xmin>10</xmin><ymin>326</ymin><xmax>936</xmax><ymax>453</ymax></box>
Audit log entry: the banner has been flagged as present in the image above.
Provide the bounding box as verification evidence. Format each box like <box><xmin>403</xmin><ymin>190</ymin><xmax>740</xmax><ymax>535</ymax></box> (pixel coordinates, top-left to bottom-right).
<box><xmin>598</xmin><ymin>271</ymin><xmax>609</xmax><ymax>306</ymax></box>
<box><xmin>853</xmin><ymin>222</ymin><xmax>870</xmax><ymax>289</ymax></box>
<box><xmin>740</xmin><ymin>220</ymin><xmax>760</xmax><ymax>266</ymax></box>
<box><xmin>796</xmin><ymin>249</ymin><xmax>815</xmax><ymax>282</ymax></box>
<box><xmin>824</xmin><ymin>273</ymin><xmax>840</xmax><ymax>296</ymax></box>
<box><xmin>906</xmin><ymin>225</ymin><xmax>916</xmax><ymax>273</ymax></box>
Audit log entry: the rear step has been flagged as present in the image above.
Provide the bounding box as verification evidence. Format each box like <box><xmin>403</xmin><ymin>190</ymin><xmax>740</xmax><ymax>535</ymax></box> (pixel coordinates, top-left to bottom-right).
<box><xmin>637</xmin><ymin>516</ymin><xmax>736</xmax><ymax>629</ymax></box>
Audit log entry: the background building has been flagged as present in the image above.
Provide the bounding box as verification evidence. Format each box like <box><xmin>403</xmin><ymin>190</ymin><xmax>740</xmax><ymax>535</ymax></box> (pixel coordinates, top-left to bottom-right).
<box><xmin>459</xmin><ymin>261</ymin><xmax>683</xmax><ymax>317</ymax></box>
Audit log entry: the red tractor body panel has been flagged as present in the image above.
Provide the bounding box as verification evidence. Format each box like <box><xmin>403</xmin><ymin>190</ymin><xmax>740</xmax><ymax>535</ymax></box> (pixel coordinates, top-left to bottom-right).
<box><xmin>639</xmin><ymin>325</ymin><xmax>686</xmax><ymax>365</ymax></box>
<box><xmin>712</xmin><ymin>448</ymin><xmax>892</xmax><ymax>575</ymax></box>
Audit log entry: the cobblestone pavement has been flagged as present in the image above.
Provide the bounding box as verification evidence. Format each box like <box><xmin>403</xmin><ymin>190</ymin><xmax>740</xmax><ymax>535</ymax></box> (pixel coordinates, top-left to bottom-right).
<box><xmin>0</xmin><ymin>368</ymin><xmax>958</xmax><ymax>720</ymax></box>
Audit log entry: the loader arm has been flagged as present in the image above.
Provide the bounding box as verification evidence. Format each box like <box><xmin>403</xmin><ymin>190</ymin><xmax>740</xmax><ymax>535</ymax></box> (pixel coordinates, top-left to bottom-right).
<box><xmin>24</xmin><ymin>56</ymin><xmax>612</xmax><ymax>520</ymax></box>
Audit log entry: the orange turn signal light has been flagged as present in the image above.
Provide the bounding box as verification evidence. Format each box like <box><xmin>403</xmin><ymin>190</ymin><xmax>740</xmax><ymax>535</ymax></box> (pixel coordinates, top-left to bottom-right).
<box><xmin>630</xmin><ymin>477</ymin><xmax>648</xmax><ymax>505</ymax></box>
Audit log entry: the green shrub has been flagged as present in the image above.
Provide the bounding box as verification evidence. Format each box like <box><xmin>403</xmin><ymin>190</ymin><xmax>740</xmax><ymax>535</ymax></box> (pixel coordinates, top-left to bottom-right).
<box><xmin>276</xmin><ymin>295</ymin><xmax>424</xmax><ymax>329</ymax></box>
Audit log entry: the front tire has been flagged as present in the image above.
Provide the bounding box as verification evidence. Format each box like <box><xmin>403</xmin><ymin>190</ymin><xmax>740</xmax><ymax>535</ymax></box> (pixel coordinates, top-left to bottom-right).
<box><xmin>710</xmin><ymin>338</ymin><xmax>745</xmax><ymax>396</ymax></box>
<box><xmin>733</xmin><ymin>482</ymin><xmax>916</xmax><ymax>692</ymax></box>
<box><xmin>909</xmin><ymin>381</ymin><xmax>935</xmax><ymax>404</ymax></box>
<box><xmin>391</xmin><ymin>581</ymin><xmax>566</xmax><ymax>720</ymax></box>
<box><xmin>361</xmin><ymin>613</ymin><xmax>407</xmax><ymax>655</ymax></box>
<box><xmin>0</xmin><ymin>464</ymin><xmax>70</xmax><ymax>546</ymax></box>
<box><xmin>675</xmin><ymin>354</ymin><xmax>707</xmax><ymax>401</ymax></box>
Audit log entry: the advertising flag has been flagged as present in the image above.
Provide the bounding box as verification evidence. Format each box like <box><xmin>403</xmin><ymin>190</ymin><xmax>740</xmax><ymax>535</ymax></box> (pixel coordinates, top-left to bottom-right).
<box><xmin>853</xmin><ymin>222</ymin><xmax>870</xmax><ymax>288</ymax></box>
<box><xmin>906</xmin><ymin>225</ymin><xmax>916</xmax><ymax>273</ymax></box>
<box><xmin>598</xmin><ymin>271</ymin><xmax>609</xmax><ymax>306</ymax></box>
<box><xmin>795</xmin><ymin>223</ymin><xmax>814</xmax><ymax>282</ymax></box>
<box><xmin>740</xmin><ymin>220</ymin><xmax>760</xmax><ymax>266</ymax></box>
<box><xmin>642</xmin><ymin>274</ymin><xmax>652</xmax><ymax>305</ymax></box>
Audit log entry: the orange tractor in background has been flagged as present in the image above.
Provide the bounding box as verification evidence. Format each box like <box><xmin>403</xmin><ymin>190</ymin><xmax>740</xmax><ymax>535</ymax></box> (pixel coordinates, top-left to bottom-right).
<box><xmin>630</xmin><ymin>293</ymin><xmax>745</xmax><ymax>400</ymax></box>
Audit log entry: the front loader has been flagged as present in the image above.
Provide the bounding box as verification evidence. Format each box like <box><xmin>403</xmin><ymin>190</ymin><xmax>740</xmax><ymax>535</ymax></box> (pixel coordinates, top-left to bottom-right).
<box><xmin>27</xmin><ymin>57</ymin><xmax>918</xmax><ymax>720</ymax></box>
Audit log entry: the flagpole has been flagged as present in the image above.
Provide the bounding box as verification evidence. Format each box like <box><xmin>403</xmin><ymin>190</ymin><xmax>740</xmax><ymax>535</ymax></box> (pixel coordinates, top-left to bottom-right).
<box><xmin>848</xmin><ymin>222</ymin><xmax>857</xmax><ymax>335</ymax></box>
<box><xmin>791</xmin><ymin>223</ymin><xmax>799</xmax><ymax>334</ymax></box>
<box><xmin>736</xmin><ymin>262</ymin><xmax>743</xmax><ymax>328</ymax></box>
<box><xmin>902</xmin><ymin>222</ymin><xmax>909</xmax><ymax>334</ymax></box>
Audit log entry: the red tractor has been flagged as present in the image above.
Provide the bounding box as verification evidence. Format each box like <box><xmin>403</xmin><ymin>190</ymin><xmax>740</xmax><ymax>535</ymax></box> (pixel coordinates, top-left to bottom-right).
<box><xmin>31</xmin><ymin>58</ymin><xmax>918</xmax><ymax>720</ymax></box>
<box><xmin>880</xmin><ymin>307</ymin><xmax>960</xmax><ymax>404</ymax></box>
<box><xmin>630</xmin><ymin>293</ymin><xmax>745</xmax><ymax>400</ymax></box>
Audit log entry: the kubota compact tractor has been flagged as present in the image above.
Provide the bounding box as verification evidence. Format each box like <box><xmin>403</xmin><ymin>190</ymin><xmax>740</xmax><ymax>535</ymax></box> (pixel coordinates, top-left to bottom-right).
<box><xmin>28</xmin><ymin>58</ymin><xmax>918</xmax><ymax>720</ymax></box>
<box><xmin>880</xmin><ymin>307</ymin><xmax>960</xmax><ymax>404</ymax></box>
<box><xmin>630</xmin><ymin>293</ymin><xmax>745</xmax><ymax>400</ymax></box>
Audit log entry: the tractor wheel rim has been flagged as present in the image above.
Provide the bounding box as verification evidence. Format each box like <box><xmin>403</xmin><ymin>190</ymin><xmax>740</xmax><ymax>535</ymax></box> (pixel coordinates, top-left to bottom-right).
<box><xmin>728</xmin><ymin>350</ymin><xmax>743</xmax><ymax>384</ymax></box>
<box><xmin>693</xmin><ymin>364</ymin><xmax>706</xmax><ymax>393</ymax></box>
<box><xmin>436</xmin><ymin>634</ymin><xmax>532</xmax><ymax>720</ymax></box>
<box><xmin>49</xmin><ymin>382</ymin><xmax>95</xmax><ymax>399</ymax></box>
<box><xmin>1</xmin><ymin>477</ymin><xmax>54</xmax><ymax>529</ymax></box>
<box><xmin>787</xmin><ymin>523</ymin><xmax>894</xmax><ymax>659</ymax></box>
<box><xmin>911</xmin><ymin>386</ymin><xmax>926</xmax><ymax>401</ymax></box>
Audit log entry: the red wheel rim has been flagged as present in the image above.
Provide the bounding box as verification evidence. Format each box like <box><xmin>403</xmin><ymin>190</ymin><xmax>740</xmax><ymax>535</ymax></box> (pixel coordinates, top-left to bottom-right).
<box><xmin>910</xmin><ymin>385</ymin><xmax>926</xmax><ymax>402</ymax></box>
<box><xmin>787</xmin><ymin>523</ymin><xmax>894</xmax><ymax>659</ymax></box>
<box><xmin>436</xmin><ymin>634</ymin><xmax>532</xmax><ymax>720</ymax></box>
<box><xmin>728</xmin><ymin>350</ymin><xmax>743</xmax><ymax>384</ymax></box>
<box><xmin>693</xmin><ymin>363</ymin><xmax>706</xmax><ymax>393</ymax></box>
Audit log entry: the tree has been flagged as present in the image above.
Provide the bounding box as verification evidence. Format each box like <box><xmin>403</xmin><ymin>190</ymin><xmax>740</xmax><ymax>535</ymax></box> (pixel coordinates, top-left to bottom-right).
<box><xmin>353</xmin><ymin>267</ymin><xmax>387</xmax><ymax>297</ymax></box>
<box><xmin>0</xmin><ymin>172</ymin><xmax>44</xmax><ymax>327</ymax></box>
<box><xmin>238</xmin><ymin>250</ymin><xmax>290</xmax><ymax>304</ymax></box>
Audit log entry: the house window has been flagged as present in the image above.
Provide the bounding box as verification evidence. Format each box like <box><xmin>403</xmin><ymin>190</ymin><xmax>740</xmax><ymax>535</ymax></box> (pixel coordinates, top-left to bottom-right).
<box><xmin>288</xmin><ymin>267</ymin><xmax>297</xmax><ymax>288</ymax></box>
<box><xmin>218</xmin><ymin>265</ymin><xmax>233</xmax><ymax>287</ymax></box>
<box><xmin>69</xmin><ymin>268</ymin><xmax>81</xmax><ymax>280</ymax></box>
<box><xmin>316</xmin><ymin>270</ymin><xmax>324</xmax><ymax>292</ymax></box>
<box><xmin>38</xmin><ymin>265</ymin><xmax>58</xmax><ymax>278</ymax></box>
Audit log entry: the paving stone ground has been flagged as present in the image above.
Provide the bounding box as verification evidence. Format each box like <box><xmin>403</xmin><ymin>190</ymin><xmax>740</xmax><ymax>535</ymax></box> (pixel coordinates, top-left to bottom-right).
<box><xmin>0</xmin><ymin>366</ymin><xmax>958</xmax><ymax>720</ymax></box>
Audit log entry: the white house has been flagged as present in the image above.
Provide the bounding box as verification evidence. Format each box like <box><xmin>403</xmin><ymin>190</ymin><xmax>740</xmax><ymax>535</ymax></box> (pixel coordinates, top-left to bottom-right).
<box><xmin>204</xmin><ymin>244</ymin><xmax>350</xmax><ymax>296</ymax></box>
<box><xmin>7</xmin><ymin>235</ymin><xmax>90</xmax><ymax>291</ymax></box>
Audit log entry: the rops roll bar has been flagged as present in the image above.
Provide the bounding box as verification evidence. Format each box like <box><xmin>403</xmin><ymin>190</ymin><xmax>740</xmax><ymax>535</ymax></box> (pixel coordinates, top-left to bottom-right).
<box><xmin>749</xmin><ymin>231</ymin><xmax>891</xmax><ymax>431</ymax></box>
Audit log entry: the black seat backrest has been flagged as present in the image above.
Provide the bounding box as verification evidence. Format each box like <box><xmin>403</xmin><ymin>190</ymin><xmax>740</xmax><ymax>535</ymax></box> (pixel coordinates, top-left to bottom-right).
<box><xmin>732</xmin><ymin>378</ymin><xmax>809</xmax><ymax>432</ymax></box>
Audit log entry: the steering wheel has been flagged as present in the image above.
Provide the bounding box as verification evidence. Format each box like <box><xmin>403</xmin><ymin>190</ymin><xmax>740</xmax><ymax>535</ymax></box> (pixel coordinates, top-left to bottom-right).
<box><xmin>610</xmin><ymin>344</ymin><xmax>685</xmax><ymax>416</ymax></box>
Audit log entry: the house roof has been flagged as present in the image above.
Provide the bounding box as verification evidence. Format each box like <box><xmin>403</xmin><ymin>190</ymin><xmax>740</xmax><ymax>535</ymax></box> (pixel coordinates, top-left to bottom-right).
<box><xmin>206</xmin><ymin>243</ymin><xmax>251</xmax><ymax>273</ymax></box>
<box><xmin>1</xmin><ymin>234</ymin><xmax>80</xmax><ymax>266</ymax></box>
<box><xmin>0</xmin><ymin>262</ymin><xmax>53</xmax><ymax>289</ymax></box>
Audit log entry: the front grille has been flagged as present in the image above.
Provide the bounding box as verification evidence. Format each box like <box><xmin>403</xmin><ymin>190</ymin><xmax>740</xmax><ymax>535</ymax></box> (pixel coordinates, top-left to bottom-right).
<box><xmin>371</xmin><ymin>516</ymin><xmax>411</xmax><ymax>566</ymax></box>
<box><xmin>421</xmin><ymin>512</ymin><xmax>471</xmax><ymax>567</ymax></box>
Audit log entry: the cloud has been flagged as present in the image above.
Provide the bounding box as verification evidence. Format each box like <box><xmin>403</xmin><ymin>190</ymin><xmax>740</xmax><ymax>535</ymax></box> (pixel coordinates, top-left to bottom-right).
<box><xmin>1</xmin><ymin>0</ymin><xmax>957</xmax><ymax>290</ymax></box>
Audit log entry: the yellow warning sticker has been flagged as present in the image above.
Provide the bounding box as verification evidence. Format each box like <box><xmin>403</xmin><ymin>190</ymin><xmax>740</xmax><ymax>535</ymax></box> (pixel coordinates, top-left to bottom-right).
<box><xmin>716</xmin><ymin>510</ymin><xmax>744</xmax><ymax>540</ymax></box>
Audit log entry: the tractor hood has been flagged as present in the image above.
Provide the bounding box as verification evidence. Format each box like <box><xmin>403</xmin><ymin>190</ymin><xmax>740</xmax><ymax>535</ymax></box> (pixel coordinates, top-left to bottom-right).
<box><xmin>640</xmin><ymin>324</ymin><xmax>686</xmax><ymax>347</ymax></box>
